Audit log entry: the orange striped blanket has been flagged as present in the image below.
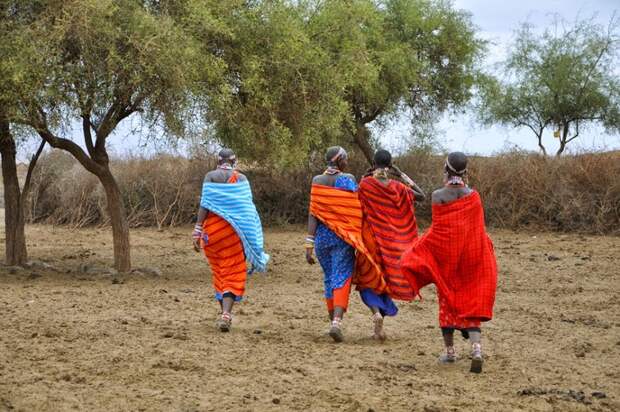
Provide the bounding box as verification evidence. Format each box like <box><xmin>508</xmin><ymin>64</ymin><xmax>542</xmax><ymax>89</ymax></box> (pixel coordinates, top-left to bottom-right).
<box><xmin>310</xmin><ymin>184</ymin><xmax>387</xmax><ymax>294</ymax></box>
<box><xmin>201</xmin><ymin>172</ymin><xmax>247</xmax><ymax>300</ymax></box>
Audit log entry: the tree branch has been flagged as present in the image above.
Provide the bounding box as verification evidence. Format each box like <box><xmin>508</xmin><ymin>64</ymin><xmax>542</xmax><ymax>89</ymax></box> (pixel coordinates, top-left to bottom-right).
<box><xmin>94</xmin><ymin>91</ymin><xmax>146</xmax><ymax>158</ymax></box>
<box><xmin>21</xmin><ymin>139</ymin><xmax>46</xmax><ymax>199</ymax></box>
<box><xmin>361</xmin><ymin>107</ymin><xmax>383</xmax><ymax>124</ymax></box>
<box><xmin>565</xmin><ymin>120</ymin><xmax>580</xmax><ymax>144</ymax></box>
<box><xmin>28</xmin><ymin>107</ymin><xmax>103</xmax><ymax>176</ymax></box>
<box><xmin>82</xmin><ymin>114</ymin><xmax>95</xmax><ymax>157</ymax></box>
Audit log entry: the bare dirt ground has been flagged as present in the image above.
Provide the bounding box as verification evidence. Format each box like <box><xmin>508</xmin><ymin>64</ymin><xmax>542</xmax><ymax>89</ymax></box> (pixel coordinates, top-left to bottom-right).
<box><xmin>0</xmin><ymin>225</ymin><xmax>619</xmax><ymax>411</ymax></box>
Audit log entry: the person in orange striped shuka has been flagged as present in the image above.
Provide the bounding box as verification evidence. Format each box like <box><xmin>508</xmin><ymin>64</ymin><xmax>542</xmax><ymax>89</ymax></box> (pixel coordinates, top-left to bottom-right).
<box><xmin>305</xmin><ymin>146</ymin><xmax>396</xmax><ymax>342</ymax></box>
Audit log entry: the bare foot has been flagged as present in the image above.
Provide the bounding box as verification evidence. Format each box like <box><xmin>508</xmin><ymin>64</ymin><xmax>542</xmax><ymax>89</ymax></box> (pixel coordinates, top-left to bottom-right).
<box><xmin>372</xmin><ymin>313</ymin><xmax>387</xmax><ymax>341</ymax></box>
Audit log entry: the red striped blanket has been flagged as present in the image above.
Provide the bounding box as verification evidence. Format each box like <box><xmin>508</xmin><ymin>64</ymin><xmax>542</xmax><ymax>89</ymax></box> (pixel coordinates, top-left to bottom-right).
<box><xmin>358</xmin><ymin>176</ymin><xmax>418</xmax><ymax>301</ymax></box>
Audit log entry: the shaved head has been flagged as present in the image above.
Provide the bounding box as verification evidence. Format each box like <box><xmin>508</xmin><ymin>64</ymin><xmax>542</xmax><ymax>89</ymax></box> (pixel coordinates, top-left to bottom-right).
<box><xmin>325</xmin><ymin>146</ymin><xmax>347</xmax><ymax>165</ymax></box>
<box><xmin>373</xmin><ymin>149</ymin><xmax>392</xmax><ymax>168</ymax></box>
<box><xmin>218</xmin><ymin>148</ymin><xmax>236</xmax><ymax>164</ymax></box>
<box><xmin>445</xmin><ymin>152</ymin><xmax>468</xmax><ymax>176</ymax></box>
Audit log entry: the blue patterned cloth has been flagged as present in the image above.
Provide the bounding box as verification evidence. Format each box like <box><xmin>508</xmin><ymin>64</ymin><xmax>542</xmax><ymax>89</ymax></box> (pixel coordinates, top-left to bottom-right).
<box><xmin>315</xmin><ymin>175</ymin><xmax>358</xmax><ymax>298</ymax></box>
<box><xmin>359</xmin><ymin>289</ymin><xmax>398</xmax><ymax>316</ymax></box>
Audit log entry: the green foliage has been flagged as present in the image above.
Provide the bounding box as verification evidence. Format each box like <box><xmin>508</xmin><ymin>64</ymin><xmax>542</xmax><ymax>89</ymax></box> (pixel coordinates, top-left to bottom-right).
<box><xmin>479</xmin><ymin>15</ymin><xmax>620</xmax><ymax>156</ymax></box>
<box><xmin>203</xmin><ymin>0</ymin><xmax>347</xmax><ymax>166</ymax></box>
<box><xmin>1</xmin><ymin>0</ymin><xmax>227</xmax><ymax>140</ymax></box>
<box><xmin>2</xmin><ymin>0</ymin><xmax>483</xmax><ymax>166</ymax></box>
<box><xmin>205</xmin><ymin>0</ymin><xmax>483</xmax><ymax>165</ymax></box>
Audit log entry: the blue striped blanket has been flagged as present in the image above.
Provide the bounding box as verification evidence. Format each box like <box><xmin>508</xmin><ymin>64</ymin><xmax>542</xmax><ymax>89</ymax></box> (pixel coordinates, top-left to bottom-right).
<box><xmin>200</xmin><ymin>180</ymin><xmax>269</xmax><ymax>273</ymax></box>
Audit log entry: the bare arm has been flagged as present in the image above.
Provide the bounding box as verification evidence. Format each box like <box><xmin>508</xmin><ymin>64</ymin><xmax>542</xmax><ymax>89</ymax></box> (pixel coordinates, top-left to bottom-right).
<box><xmin>196</xmin><ymin>173</ymin><xmax>214</xmax><ymax>225</ymax></box>
<box><xmin>196</xmin><ymin>206</ymin><xmax>208</xmax><ymax>226</ymax></box>
<box><xmin>391</xmin><ymin>165</ymin><xmax>426</xmax><ymax>202</ymax></box>
<box><xmin>193</xmin><ymin>174</ymin><xmax>213</xmax><ymax>251</ymax></box>
<box><xmin>410</xmin><ymin>181</ymin><xmax>426</xmax><ymax>202</ymax></box>
<box><xmin>307</xmin><ymin>212</ymin><xmax>318</xmax><ymax>237</ymax></box>
<box><xmin>306</xmin><ymin>176</ymin><xmax>324</xmax><ymax>264</ymax></box>
<box><xmin>308</xmin><ymin>175</ymin><xmax>327</xmax><ymax>235</ymax></box>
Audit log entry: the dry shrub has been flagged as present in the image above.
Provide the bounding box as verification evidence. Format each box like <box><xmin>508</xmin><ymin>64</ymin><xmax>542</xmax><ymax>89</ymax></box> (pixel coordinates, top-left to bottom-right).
<box><xmin>112</xmin><ymin>155</ymin><xmax>214</xmax><ymax>228</ymax></box>
<box><xmin>26</xmin><ymin>149</ymin><xmax>620</xmax><ymax>234</ymax></box>
<box><xmin>28</xmin><ymin>151</ymin><xmax>104</xmax><ymax>227</ymax></box>
<box><xmin>470</xmin><ymin>151</ymin><xmax>620</xmax><ymax>233</ymax></box>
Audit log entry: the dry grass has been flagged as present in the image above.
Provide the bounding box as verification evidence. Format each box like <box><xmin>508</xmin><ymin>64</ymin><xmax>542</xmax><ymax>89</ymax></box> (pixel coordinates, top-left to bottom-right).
<box><xmin>25</xmin><ymin>149</ymin><xmax>620</xmax><ymax>234</ymax></box>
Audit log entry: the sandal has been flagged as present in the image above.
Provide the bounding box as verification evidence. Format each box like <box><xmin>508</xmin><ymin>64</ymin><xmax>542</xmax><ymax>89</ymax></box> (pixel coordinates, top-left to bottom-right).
<box><xmin>216</xmin><ymin>312</ymin><xmax>232</xmax><ymax>332</ymax></box>
<box><xmin>470</xmin><ymin>343</ymin><xmax>483</xmax><ymax>373</ymax></box>
<box><xmin>438</xmin><ymin>346</ymin><xmax>457</xmax><ymax>364</ymax></box>
<box><xmin>328</xmin><ymin>317</ymin><xmax>344</xmax><ymax>343</ymax></box>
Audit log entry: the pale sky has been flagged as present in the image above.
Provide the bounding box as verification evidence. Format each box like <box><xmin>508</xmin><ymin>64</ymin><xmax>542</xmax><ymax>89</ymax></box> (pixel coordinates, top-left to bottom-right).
<box><xmin>19</xmin><ymin>0</ymin><xmax>620</xmax><ymax>160</ymax></box>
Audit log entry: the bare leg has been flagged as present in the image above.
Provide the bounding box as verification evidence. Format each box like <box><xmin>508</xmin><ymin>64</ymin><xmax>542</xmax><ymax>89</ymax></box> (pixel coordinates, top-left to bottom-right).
<box><xmin>222</xmin><ymin>295</ymin><xmax>234</xmax><ymax>314</ymax></box>
<box><xmin>216</xmin><ymin>293</ymin><xmax>235</xmax><ymax>332</ymax></box>
<box><xmin>328</xmin><ymin>279</ymin><xmax>351</xmax><ymax>343</ymax></box>
<box><xmin>439</xmin><ymin>328</ymin><xmax>457</xmax><ymax>363</ymax></box>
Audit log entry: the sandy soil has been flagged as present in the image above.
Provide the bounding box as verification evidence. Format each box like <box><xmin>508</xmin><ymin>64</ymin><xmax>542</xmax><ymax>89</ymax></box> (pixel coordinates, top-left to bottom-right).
<box><xmin>0</xmin><ymin>225</ymin><xmax>619</xmax><ymax>411</ymax></box>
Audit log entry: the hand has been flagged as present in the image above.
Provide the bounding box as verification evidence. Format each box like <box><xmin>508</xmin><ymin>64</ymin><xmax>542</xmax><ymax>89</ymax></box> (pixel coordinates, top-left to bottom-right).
<box><xmin>305</xmin><ymin>247</ymin><xmax>316</xmax><ymax>265</ymax></box>
<box><xmin>192</xmin><ymin>224</ymin><xmax>203</xmax><ymax>253</ymax></box>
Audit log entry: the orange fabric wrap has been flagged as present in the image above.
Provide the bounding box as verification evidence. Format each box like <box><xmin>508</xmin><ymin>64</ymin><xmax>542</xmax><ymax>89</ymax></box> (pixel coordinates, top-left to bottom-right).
<box><xmin>325</xmin><ymin>277</ymin><xmax>352</xmax><ymax>311</ymax></box>
<box><xmin>201</xmin><ymin>171</ymin><xmax>247</xmax><ymax>297</ymax></box>
<box><xmin>310</xmin><ymin>184</ymin><xmax>387</xmax><ymax>294</ymax></box>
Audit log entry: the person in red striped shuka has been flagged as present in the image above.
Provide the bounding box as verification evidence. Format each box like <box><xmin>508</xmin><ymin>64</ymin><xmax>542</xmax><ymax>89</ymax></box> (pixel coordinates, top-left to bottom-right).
<box><xmin>358</xmin><ymin>149</ymin><xmax>426</xmax><ymax>340</ymax></box>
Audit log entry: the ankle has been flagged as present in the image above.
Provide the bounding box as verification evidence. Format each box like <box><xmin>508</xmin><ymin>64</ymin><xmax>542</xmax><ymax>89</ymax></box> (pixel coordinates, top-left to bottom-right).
<box><xmin>471</xmin><ymin>342</ymin><xmax>482</xmax><ymax>356</ymax></box>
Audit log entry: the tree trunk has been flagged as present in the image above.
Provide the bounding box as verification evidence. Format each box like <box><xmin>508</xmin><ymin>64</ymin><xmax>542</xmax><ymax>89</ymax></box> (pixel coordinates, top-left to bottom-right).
<box><xmin>556</xmin><ymin>125</ymin><xmax>569</xmax><ymax>157</ymax></box>
<box><xmin>353</xmin><ymin>120</ymin><xmax>374</xmax><ymax>165</ymax></box>
<box><xmin>0</xmin><ymin>120</ymin><xmax>27</xmax><ymax>266</ymax></box>
<box><xmin>536</xmin><ymin>132</ymin><xmax>548</xmax><ymax>157</ymax></box>
<box><xmin>97</xmin><ymin>167</ymin><xmax>131</xmax><ymax>272</ymax></box>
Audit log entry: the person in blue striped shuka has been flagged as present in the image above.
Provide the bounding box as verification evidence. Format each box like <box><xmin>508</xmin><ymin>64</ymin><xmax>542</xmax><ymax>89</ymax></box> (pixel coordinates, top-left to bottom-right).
<box><xmin>192</xmin><ymin>149</ymin><xmax>270</xmax><ymax>332</ymax></box>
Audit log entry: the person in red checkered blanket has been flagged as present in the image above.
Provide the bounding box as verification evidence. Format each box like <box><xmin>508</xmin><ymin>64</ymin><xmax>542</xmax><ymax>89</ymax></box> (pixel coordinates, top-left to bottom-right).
<box><xmin>401</xmin><ymin>152</ymin><xmax>497</xmax><ymax>373</ymax></box>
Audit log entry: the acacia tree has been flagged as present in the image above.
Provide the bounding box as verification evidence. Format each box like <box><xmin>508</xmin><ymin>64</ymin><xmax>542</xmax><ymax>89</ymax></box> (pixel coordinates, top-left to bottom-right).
<box><xmin>204</xmin><ymin>0</ymin><xmax>347</xmax><ymax>165</ymax></box>
<box><xmin>8</xmin><ymin>0</ymin><xmax>226</xmax><ymax>271</ymax></box>
<box><xmin>308</xmin><ymin>0</ymin><xmax>483</xmax><ymax>163</ymax></box>
<box><xmin>204</xmin><ymin>0</ymin><xmax>482</xmax><ymax>165</ymax></box>
<box><xmin>479</xmin><ymin>16</ymin><xmax>620</xmax><ymax>156</ymax></box>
